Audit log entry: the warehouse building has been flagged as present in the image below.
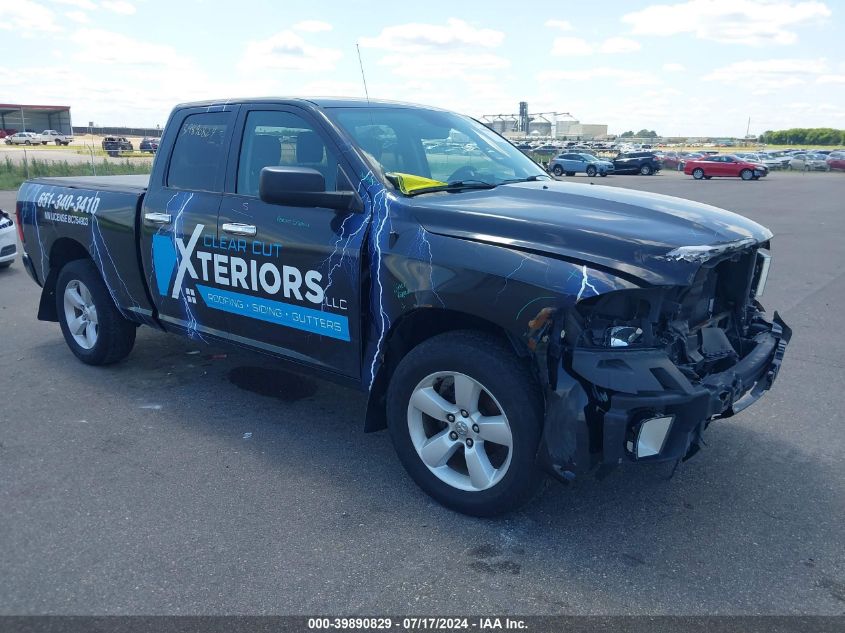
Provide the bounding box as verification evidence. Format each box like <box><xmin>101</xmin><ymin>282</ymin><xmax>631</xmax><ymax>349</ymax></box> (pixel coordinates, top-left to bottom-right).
<box><xmin>0</xmin><ymin>103</ymin><xmax>73</xmax><ymax>135</ymax></box>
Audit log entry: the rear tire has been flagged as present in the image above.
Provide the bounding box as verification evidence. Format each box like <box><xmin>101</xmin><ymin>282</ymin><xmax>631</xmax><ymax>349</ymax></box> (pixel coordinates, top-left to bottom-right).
<box><xmin>56</xmin><ymin>259</ymin><xmax>136</xmax><ymax>365</ymax></box>
<box><xmin>552</xmin><ymin>165</ymin><xmax>563</xmax><ymax>176</ymax></box>
<box><xmin>640</xmin><ymin>164</ymin><xmax>653</xmax><ymax>175</ymax></box>
<box><xmin>387</xmin><ymin>331</ymin><xmax>544</xmax><ymax>516</ymax></box>
<box><xmin>692</xmin><ymin>168</ymin><xmax>705</xmax><ymax>180</ymax></box>
<box><xmin>586</xmin><ymin>165</ymin><xmax>597</xmax><ymax>177</ymax></box>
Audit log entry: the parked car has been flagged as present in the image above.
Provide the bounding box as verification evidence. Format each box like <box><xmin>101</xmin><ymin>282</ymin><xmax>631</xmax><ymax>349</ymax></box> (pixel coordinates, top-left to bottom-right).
<box><xmin>0</xmin><ymin>129</ymin><xmax>17</xmax><ymax>139</ymax></box>
<box><xmin>0</xmin><ymin>209</ymin><xmax>17</xmax><ymax>269</ymax></box>
<box><xmin>659</xmin><ymin>152</ymin><xmax>682</xmax><ymax>169</ymax></box>
<box><xmin>14</xmin><ymin>97</ymin><xmax>791</xmax><ymax>517</ymax></box>
<box><xmin>549</xmin><ymin>152</ymin><xmax>614</xmax><ymax>177</ymax></box>
<box><xmin>684</xmin><ymin>155</ymin><xmax>768</xmax><ymax>180</ymax></box>
<box><xmin>40</xmin><ymin>130</ymin><xmax>74</xmax><ymax>146</ymax></box>
<box><xmin>4</xmin><ymin>132</ymin><xmax>41</xmax><ymax>145</ymax></box>
<box><xmin>612</xmin><ymin>151</ymin><xmax>662</xmax><ymax>175</ymax></box>
<box><xmin>139</xmin><ymin>137</ymin><xmax>160</xmax><ymax>153</ymax></box>
<box><xmin>101</xmin><ymin>136</ymin><xmax>134</xmax><ymax>157</ymax></box>
<box><xmin>826</xmin><ymin>151</ymin><xmax>845</xmax><ymax>171</ymax></box>
<box><xmin>788</xmin><ymin>153</ymin><xmax>830</xmax><ymax>171</ymax></box>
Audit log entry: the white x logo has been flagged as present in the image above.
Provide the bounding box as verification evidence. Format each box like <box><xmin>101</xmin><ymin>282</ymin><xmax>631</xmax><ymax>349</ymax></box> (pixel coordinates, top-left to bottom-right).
<box><xmin>171</xmin><ymin>224</ymin><xmax>204</xmax><ymax>299</ymax></box>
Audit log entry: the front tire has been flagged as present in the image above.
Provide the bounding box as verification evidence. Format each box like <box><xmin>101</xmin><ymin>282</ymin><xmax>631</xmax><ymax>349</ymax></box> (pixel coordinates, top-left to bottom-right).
<box><xmin>740</xmin><ymin>169</ymin><xmax>753</xmax><ymax>180</ymax></box>
<box><xmin>56</xmin><ymin>259</ymin><xmax>136</xmax><ymax>365</ymax></box>
<box><xmin>387</xmin><ymin>331</ymin><xmax>544</xmax><ymax>516</ymax></box>
<box><xmin>692</xmin><ymin>168</ymin><xmax>705</xmax><ymax>180</ymax></box>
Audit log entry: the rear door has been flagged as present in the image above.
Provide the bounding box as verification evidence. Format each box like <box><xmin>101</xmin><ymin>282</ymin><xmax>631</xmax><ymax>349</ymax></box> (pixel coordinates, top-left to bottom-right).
<box><xmin>214</xmin><ymin>104</ymin><xmax>367</xmax><ymax>378</ymax></box>
<box><xmin>139</xmin><ymin>107</ymin><xmax>237</xmax><ymax>339</ymax></box>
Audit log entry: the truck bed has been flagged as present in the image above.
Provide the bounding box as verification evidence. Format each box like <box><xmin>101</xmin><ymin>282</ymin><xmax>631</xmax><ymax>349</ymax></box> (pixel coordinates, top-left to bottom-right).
<box><xmin>17</xmin><ymin>174</ymin><xmax>157</xmax><ymax>326</ymax></box>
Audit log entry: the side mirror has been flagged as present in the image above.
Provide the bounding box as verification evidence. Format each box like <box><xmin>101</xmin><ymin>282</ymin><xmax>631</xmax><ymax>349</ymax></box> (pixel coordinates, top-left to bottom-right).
<box><xmin>259</xmin><ymin>166</ymin><xmax>363</xmax><ymax>213</ymax></box>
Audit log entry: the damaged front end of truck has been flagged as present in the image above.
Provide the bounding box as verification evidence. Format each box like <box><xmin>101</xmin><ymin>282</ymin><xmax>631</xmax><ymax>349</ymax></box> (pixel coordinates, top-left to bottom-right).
<box><xmin>537</xmin><ymin>237</ymin><xmax>791</xmax><ymax>481</ymax></box>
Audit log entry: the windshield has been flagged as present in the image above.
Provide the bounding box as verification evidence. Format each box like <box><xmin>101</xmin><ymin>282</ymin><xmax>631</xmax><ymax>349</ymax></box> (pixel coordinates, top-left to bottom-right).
<box><xmin>328</xmin><ymin>106</ymin><xmax>548</xmax><ymax>194</ymax></box>
<box><xmin>581</xmin><ymin>154</ymin><xmax>599</xmax><ymax>162</ymax></box>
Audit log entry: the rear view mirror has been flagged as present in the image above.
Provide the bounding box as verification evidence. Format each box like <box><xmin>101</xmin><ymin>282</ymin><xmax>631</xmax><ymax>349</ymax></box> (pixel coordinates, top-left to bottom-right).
<box><xmin>259</xmin><ymin>167</ymin><xmax>363</xmax><ymax>212</ymax></box>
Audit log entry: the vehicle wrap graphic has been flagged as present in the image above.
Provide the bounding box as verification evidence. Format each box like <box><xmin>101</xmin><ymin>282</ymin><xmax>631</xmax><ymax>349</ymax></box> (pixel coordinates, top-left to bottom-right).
<box><xmin>152</xmin><ymin>219</ymin><xmax>349</xmax><ymax>341</ymax></box>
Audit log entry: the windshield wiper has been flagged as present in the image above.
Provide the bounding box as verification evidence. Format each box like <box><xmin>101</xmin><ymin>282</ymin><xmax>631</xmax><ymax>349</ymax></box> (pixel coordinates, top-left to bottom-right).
<box><xmin>499</xmin><ymin>175</ymin><xmax>552</xmax><ymax>184</ymax></box>
<box><xmin>406</xmin><ymin>179</ymin><xmax>498</xmax><ymax>196</ymax></box>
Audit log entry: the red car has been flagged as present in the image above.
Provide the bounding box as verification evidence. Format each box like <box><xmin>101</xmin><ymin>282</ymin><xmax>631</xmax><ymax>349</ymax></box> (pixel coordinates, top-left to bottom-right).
<box><xmin>684</xmin><ymin>154</ymin><xmax>768</xmax><ymax>180</ymax></box>
<box><xmin>826</xmin><ymin>151</ymin><xmax>845</xmax><ymax>171</ymax></box>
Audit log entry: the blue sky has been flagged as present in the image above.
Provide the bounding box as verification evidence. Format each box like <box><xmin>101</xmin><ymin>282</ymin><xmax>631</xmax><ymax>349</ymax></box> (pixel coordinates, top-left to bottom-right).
<box><xmin>1</xmin><ymin>0</ymin><xmax>842</xmax><ymax>136</ymax></box>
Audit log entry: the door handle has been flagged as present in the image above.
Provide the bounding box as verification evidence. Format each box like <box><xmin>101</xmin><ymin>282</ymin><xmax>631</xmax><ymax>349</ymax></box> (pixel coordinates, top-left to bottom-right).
<box><xmin>144</xmin><ymin>212</ymin><xmax>171</xmax><ymax>225</ymax></box>
<box><xmin>222</xmin><ymin>222</ymin><xmax>257</xmax><ymax>237</ymax></box>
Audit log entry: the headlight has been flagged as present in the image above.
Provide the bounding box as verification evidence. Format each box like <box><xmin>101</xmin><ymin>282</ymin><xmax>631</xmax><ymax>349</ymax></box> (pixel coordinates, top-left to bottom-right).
<box><xmin>605</xmin><ymin>325</ymin><xmax>643</xmax><ymax>348</ymax></box>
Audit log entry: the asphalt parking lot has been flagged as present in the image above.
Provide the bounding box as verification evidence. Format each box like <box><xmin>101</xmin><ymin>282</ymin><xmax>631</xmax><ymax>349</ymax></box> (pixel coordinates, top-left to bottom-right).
<box><xmin>1</xmin><ymin>170</ymin><xmax>843</xmax><ymax>615</ymax></box>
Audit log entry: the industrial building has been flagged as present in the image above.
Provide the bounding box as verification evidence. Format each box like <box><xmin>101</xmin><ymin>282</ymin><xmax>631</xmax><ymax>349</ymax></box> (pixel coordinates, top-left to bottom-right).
<box><xmin>0</xmin><ymin>103</ymin><xmax>73</xmax><ymax>135</ymax></box>
<box><xmin>483</xmin><ymin>102</ymin><xmax>607</xmax><ymax>140</ymax></box>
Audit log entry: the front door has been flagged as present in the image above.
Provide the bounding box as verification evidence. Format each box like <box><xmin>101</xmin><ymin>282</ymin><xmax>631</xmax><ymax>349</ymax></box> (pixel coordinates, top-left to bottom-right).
<box><xmin>213</xmin><ymin>105</ymin><xmax>369</xmax><ymax>378</ymax></box>
<box><xmin>139</xmin><ymin>107</ymin><xmax>237</xmax><ymax>340</ymax></box>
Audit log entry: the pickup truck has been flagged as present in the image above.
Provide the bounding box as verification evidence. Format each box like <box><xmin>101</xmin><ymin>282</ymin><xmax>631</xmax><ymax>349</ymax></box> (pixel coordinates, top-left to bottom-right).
<box><xmin>14</xmin><ymin>97</ymin><xmax>791</xmax><ymax>516</ymax></box>
<box><xmin>40</xmin><ymin>129</ymin><xmax>74</xmax><ymax>145</ymax></box>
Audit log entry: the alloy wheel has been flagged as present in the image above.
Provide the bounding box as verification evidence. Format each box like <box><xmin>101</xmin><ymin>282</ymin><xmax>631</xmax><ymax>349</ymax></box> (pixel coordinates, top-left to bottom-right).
<box><xmin>63</xmin><ymin>280</ymin><xmax>99</xmax><ymax>350</ymax></box>
<box><xmin>407</xmin><ymin>371</ymin><xmax>513</xmax><ymax>492</ymax></box>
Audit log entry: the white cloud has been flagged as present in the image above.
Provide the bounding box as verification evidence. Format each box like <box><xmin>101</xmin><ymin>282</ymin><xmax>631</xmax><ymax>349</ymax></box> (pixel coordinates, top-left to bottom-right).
<box><xmin>662</xmin><ymin>62</ymin><xmax>685</xmax><ymax>72</ymax></box>
<box><xmin>293</xmin><ymin>20</ymin><xmax>332</xmax><ymax>33</ymax></box>
<box><xmin>65</xmin><ymin>9</ymin><xmax>89</xmax><ymax>23</ymax></box>
<box><xmin>622</xmin><ymin>0</ymin><xmax>831</xmax><ymax>46</ymax></box>
<box><xmin>70</xmin><ymin>28</ymin><xmax>193</xmax><ymax>69</ymax></box>
<box><xmin>0</xmin><ymin>1</ymin><xmax>59</xmax><ymax>33</ymax></box>
<box><xmin>599</xmin><ymin>37</ymin><xmax>641</xmax><ymax>53</ymax></box>
<box><xmin>544</xmin><ymin>19</ymin><xmax>573</xmax><ymax>31</ymax></box>
<box><xmin>704</xmin><ymin>57</ymin><xmax>828</xmax><ymax>82</ymax></box>
<box><xmin>551</xmin><ymin>37</ymin><xmax>593</xmax><ymax>56</ymax></box>
<box><xmin>538</xmin><ymin>67</ymin><xmax>660</xmax><ymax>86</ymax></box>
<box><xmin>704</xmin><ymin>57</ymin><xmax>829</xmax><ymax>94</ymax></box>
<box><xmin>240</xmin><ymin>30</ymin><xmax>342</xmax><ymax>72</ymax></box>
<box><xmin>101</xmin><ymin>0</ymin><xmax>136</xmax><ymax>15</ymax></box>
<box><xmin>361</xmin><ymin>18</ymin><xmax>504</xmax><ymax>52</ymax></box>
<box><xmin>817</xmin><ymin>74</ymin><xmax>845</xmax><ymax>84</ymax></box>
<box><xmin>50</xmin><ymin>0</ymin><xmax>96</xmax><ymax>9</ymax></box>
<box><xmin>378</xmin><ymin>52</ymin><xmax>509</xmax><ymax>78</ymax></box>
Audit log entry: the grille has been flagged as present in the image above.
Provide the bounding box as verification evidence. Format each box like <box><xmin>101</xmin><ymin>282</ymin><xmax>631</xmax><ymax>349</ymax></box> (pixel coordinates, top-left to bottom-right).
<box><xmin>0</xmin><ymin>244</ymin><xmax>17</xmax><ymax>257</ymax></box>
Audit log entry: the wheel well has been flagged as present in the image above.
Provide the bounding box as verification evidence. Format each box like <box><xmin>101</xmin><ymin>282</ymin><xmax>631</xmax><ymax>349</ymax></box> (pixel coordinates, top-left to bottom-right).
<box><xmin>37</xmin><ymin>238</ymin><xmax>91</xmax><ymax>321</ymax></box>
<box><xmin>363</xmin><ymin>308</ymin><xmax>532</xmax><ymax>432</ymax></box>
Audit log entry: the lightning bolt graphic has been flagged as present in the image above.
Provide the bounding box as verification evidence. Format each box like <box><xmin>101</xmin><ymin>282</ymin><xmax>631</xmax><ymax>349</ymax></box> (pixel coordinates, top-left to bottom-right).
<box><xmin>88</xmin><ymin>191</ymin><xmax>143</xmax><ymax>317</ymax></box>
<box><xmin>576</xmin><ymin>264</ymin><xmax>600</xmax><ymax>301</ymax></box>
<box><xmin>495</xmin><ymin>256</ymin><xmax>529</xmax><ymax>304</ymax></box>
<box><xmin>414</xmin><ymin>226</ymin><xmax>445</xmax><ymax>308</ymax></box>
<box><xmin>166</xmin><ymin>191</ymin><xmax>205</xmax><ymax>342</ymax></box>
<box><xmin>367</xmin><ymin>186</ymin><xmax>392</xmax><ymax>389</ymax></box>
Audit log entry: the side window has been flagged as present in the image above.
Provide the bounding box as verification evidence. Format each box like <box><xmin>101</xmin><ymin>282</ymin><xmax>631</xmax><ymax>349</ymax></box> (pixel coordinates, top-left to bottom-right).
<box><xmin>167</xmin><ymin>112</ymin><xmax>230</xmax><ymax>191</ymax></box>
<box><xmin>237</xmin><ymin>110</ymin><xmax>338</xmax><ymax>197</ymax></box>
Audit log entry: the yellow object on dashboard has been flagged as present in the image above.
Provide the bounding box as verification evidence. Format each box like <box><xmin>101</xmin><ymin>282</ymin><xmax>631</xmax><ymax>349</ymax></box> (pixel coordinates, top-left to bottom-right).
<box><xmin>388</xmin><ymin>172</ymin><xmax>447</xmax><ymax>195</ymax></box>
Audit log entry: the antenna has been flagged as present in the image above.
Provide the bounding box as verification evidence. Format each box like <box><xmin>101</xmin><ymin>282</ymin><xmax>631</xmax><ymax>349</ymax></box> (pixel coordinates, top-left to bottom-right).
<box><xmin>356</xmin><ymin>43</ymin><xmax>371</xmax><ymax>105</ymax></box>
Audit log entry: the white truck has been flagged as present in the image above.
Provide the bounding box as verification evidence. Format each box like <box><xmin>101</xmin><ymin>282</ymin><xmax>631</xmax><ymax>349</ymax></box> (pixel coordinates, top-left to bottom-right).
<box><xmin>40</xmin><ymin>130</ymin><xmax>73</xmax><ymax>146</ymax></box>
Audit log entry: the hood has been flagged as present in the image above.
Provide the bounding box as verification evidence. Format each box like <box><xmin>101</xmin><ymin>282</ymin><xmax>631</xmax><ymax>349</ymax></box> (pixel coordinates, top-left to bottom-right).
<box><xmin>408</xmin><ymin>180</ymin><xmax>772</xmax><ymax>286</ymax></box>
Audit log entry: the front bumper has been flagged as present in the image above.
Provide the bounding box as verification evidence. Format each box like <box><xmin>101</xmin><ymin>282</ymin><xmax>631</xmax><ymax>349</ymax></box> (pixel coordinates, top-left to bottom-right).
<box><xmin>539</xmin><ymin>312</ymin><xmax>791</xmax><ymax>478</ymax></box>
